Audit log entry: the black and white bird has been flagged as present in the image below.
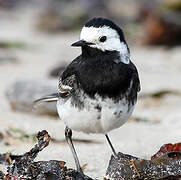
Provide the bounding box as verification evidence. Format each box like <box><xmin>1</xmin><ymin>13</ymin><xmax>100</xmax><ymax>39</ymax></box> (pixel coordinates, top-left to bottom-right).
<box><xmin>35</xmin><ymin>17</ymin><xmax>140</xmax><ymax>175</ymax></box>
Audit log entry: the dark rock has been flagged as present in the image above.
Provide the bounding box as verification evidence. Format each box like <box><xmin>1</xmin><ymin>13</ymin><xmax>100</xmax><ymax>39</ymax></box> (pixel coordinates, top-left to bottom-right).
<box><xmin>105</xmin><ymin>153</ymin><xmax>140</xmax><ymax>179</ymax></box>
<box><xmin>0</xmin><ymin>171</ymin><xmax>5</xmax><ymax>179</ymax></box>
<box><xmin>1</xmin><ymin>130</ymin><xmax>181</xmax><ymax>179</ymax></box>
<box><xmin>6</xmin><ymin>80</ymin><xmax>58</xmax><ymax>116</ymax></box>
<box><xmin>105</xmin><ymin>143</ymin><xmax>181</xmax><ymax>179</ymax></box>
<box><xmin>152</xmin><ymin>142</ymin><xmax>181</xmax><ymax>160</ymax></box>
<box><xmin>1</xmin><ymin>130</ymin><xmax>93</xmax><ymax>180</ymax></box>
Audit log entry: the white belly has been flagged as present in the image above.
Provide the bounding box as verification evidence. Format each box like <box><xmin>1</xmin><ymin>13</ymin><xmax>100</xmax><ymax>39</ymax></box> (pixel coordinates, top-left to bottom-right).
<box><xmin>57</xmin><ymin>96</ymin><xmax>135</xmax><ymax>134</ymax></box>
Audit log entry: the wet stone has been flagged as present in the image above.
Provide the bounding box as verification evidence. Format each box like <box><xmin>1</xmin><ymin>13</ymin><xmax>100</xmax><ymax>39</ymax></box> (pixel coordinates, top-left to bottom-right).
<box><xmin>6</xmin><ymin>80</ymin><xmax>58</xmax><ymax>116</ymax></box>
<box><xmin>105</xmin><ymin>146</ymin><xmax>181</xmax><ymax>180</ymax></box>
<box><xmin>0</xmin><ymin>130</ymin><xmax>93</xmax><ymax>180</ymax></box>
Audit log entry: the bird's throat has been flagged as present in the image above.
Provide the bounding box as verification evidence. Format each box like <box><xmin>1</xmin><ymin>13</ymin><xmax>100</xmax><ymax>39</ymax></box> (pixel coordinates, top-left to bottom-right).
<box><xmin>81</xmin><ymin>46</ymin><xmax>117</xmax><ymax>58</ymax></box>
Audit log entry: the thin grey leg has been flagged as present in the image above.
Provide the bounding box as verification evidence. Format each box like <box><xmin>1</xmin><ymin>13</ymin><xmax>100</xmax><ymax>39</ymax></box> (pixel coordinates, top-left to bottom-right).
<box><xmin>65</xmin><ymin>126</ymin><xmax>83</xmax><ymax>174</ymax></box>
<box><xmin>105</xmin><ymin>134</ymin><xmax>117</xmax><ymax>156</ymax></box>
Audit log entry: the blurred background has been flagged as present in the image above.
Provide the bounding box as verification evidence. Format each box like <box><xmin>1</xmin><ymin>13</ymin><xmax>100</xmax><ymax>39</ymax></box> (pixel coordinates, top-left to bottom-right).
<box><xmin>0</xmin><ymin>0</ymin><xmax>181</xmax><ymax>179</ymax></box>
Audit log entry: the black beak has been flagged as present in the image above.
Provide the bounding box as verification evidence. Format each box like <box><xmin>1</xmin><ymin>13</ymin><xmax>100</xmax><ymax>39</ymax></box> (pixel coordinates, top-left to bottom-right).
<box><xmin>71</xmin><ymin>40</ymin><xmax>94</xmax><ymax>47</ymax></box>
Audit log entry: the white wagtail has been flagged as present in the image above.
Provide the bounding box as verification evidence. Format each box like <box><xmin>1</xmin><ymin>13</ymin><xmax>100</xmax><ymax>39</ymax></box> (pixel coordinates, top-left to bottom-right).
<box><xmin>35</xmin><ymin>17</ymin><xmax>140</xmax><ymax>175</ymax></box>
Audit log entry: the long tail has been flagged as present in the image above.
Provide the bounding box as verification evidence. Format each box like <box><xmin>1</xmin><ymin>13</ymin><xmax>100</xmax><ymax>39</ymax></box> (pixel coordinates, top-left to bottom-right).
<box><xmin>34</xmin><ymin>93</ymin><xmax>59</xmax><ymax>104</ymax></box>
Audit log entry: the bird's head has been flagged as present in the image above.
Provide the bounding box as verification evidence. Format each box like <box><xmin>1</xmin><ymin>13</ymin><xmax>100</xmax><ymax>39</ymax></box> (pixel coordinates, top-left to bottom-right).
<box><xmin>71</xmin><ymin>17</ymin><xmax>130</xmax><ymax>64</ymax></box>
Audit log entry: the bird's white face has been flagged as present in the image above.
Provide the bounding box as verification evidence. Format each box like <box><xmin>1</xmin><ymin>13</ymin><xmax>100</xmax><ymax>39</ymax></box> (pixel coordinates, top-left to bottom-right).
<box><xmin>80</xmin><ymin>26</ymin><xmax>130</xmax><ymax>64</ymax></box>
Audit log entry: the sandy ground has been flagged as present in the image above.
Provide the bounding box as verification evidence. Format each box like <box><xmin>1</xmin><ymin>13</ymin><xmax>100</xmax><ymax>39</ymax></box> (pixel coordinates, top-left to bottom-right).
<box><xmin>0</xmin><ymin>8</ymin><xmax>181</xmax><ymax>179</ymax></box>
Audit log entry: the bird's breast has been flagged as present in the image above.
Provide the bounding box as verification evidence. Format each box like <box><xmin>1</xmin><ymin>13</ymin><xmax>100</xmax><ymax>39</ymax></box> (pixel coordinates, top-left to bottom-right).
<box><xmin>57</xmin><ymin>93</ymin><xmax>136</xmax><ymax>134</ymax></box>
<box><xmin>76</xmin><ymin>59</ymin><xmax>132</xmax><ymax>98</ymax></box>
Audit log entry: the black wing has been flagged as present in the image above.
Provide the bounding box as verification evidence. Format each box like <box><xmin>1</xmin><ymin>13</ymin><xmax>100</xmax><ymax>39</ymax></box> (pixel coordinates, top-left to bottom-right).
<box><xmin>58</xmin><ymin>56</ymin><xmax>81</xmax><ymax>98</ymax></box>
<box><xmin>130</xmin><ymin>61</ymin><xmax>141</xmax><ymax>93</ymax></box>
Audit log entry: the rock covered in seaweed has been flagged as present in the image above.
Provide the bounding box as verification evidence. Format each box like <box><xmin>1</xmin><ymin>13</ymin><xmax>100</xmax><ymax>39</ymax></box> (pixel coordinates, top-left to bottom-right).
<box><xmin>105</xmin><ymin>143</ymin><xmax>181</xmax><ymax>179</ymax></box>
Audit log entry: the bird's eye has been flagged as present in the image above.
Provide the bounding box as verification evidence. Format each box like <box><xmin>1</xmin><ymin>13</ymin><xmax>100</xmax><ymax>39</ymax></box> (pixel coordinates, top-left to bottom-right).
<box><xmin>99</xmin><ymin>36</ymin><xmax>107</xmax><ymax>42</ymax></box>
